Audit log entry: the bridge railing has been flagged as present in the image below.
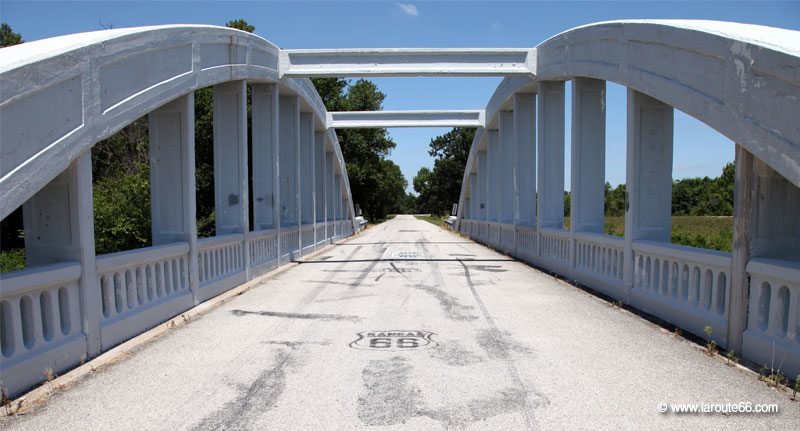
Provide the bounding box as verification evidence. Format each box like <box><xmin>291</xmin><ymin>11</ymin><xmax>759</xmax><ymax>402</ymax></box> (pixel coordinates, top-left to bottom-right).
<box><xmin>96</xmin><ymin>242</ymin><xmax>193</xmax><ymax>348</ymax></box>
<box><xmin>573</xmin><ymin>232</ymin><xmax>625</xmax><ymax>298</ymax></box>
<box><xmin>197</xmin><ymin>233</ymin><xmax>247</xmax><ymax>301</ymax></box>
<box><xmin>742</xmin><ymin>258</ymin><xmax>800</xmax><ymax>373</ymax></box>
<box><xmin>0</xmin><ymin>262</ymin><xmax>86</xmax><ymax>396</ymax></box>
<box><xmin>630</xmin><ymin>241</ymin><xmax>732</xmax><ymax>347</ymax></box>
<box><xmin>249</xmin><ymin>229</ymin><xmax>279</xmax><ymax>275</ymax></box>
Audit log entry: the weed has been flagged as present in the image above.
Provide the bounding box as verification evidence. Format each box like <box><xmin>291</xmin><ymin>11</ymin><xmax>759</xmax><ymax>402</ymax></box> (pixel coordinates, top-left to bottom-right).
<box><xmin>726</xmin><ymin>349</ymin><xmax>738</xmax><ymax>365</ymax></box>
<box><xmin>793</xmin><ymin>375</ymin><xmax>799</xmax><ymax>401</ymax></box>
<box><xmin>43</xmin><ymin>367</ymin><xmax>54</xmax><ymax>383</ymax></box>
<box><xmin>759</xmin><ymin>366</ymin><xmax>787</xmax><ymax>390</ymax></box>
<box><xmin>703</xmin><ymin>326</ymin><xmax>716</xmax><ymax>355</ymax></box>
<box><xmin>1</xmin><ymin>386</ymin><xmax>9</xmax><ymax>414</ymax></box>
<box><xmin>673</xmin><ymin>327</ymin><xmax>682</xmax><ymax>338</ymax></box>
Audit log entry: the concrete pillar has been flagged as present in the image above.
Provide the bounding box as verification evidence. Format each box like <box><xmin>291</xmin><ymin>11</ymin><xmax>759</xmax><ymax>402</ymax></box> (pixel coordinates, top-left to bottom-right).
<box><xmin>537</xmin><ymin>81</ymin><xmax>565</xmax><ymax>229</ymax></box>
<box><xmin>299</xmin><ymin>113</ymin><xmax>315</xmax><ymax>226</ymax></box>
<box><xmin>499</xmin><ymin>111</ymin><xmax>514</xmax><ymax>224</ymax></box>
<box><xmin>148</xmin><ymin>94</ymin><xmax>199</xmax><ymax>303</ymax></box>
<box><xmin>728</xmin><ymin>145</ymin><xmax>755</xmax><ymax>353</ymax></box>
<box><xmin>571</xmin><ymin>78</ymin><xmax>606</xmax><ymax>234</ymax></box>
<box><xmin>279</xmin><ymin>96</ymin><xmax>300</xmax><ymax>228</ymax></box>
<box><xmin>251</xmin><ymin>84</ymin><xmax>279</xmax><ymax>231</ymax></box>
<box><xmin>750</xmin><ymin>159</ymin><xmax>800</xmax><ymax>260</ymax></box>
<box><xmin>213</xmin><ymin>81</ymin><xmax>248</xmax><ymax>236</ymax></box>
<box><xmin>23</xmin><ymin>151</ymin><xmax>101</xmax><ymax>355</ymax></box>
<box><xmin>477</xmin><ymin>150</ymin><xmax>488</xmax><ymax>220</ymax></box>
<box><xmin>487</xmin><ymin>130</ymin><xmax>500</xmax><ymax>222</ymax></box>
<box><xmin>315</xmin><ymin>133</ymin><xmax>325</xmax><ymax>246</ymax></box>
<box><xmin>514</xmin><ymin>93</ymin><xmax>536</xmax><ymax>226</ymax></box>
<box><xmin>335</xmin><ymin>173</ymin><xmax>342</xmax><ymax>221</ymax></box>
<box><xmin>326</xmin><ymin>151</ymin><xmax>335</xmax><ymax>236</ymax></box>
<box><xmin>624</xmin><ymin>89</ymin><xmax>674</xmax><ymax>292</ymax></box>
<box><xmin>315</xmin><ymin>134</ymin><xmax>325</xmax><ymax>224</ymax></box>
<box><xmin>470</xmin><ymin>174</ymin><xmax>478</xmax><ymax>220</ymax></box>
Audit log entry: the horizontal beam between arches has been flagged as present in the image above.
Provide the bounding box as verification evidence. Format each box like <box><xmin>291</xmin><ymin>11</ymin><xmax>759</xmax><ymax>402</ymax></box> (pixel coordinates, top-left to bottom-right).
<box><xmin>326</xmin><ymin>110</ymin><xmax>485</xmax><ymax>129</ymax></box>
<box><xmin>280</xmin><ymin>48</ymin><xmax>536</xmax><ymax>77</ymax></box>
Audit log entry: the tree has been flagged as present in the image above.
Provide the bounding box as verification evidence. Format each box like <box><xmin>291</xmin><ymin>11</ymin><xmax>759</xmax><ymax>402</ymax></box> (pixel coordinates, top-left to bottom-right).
<box><xmin>311</xmin><ymin>78</ymin><xmax>407</xmax><ymax>220</ymax></box>
<box><xmin>413</xmin><ymin>127</ymin><xmax>475</xmax><ymax>215</ymax></box>
<box><xmin>0</xmin><ymin>23</ymin><xmax>23</xmax><ymax>47</ymax></box>
<box><xmin>225</xmin><ymin>19</ymin><xmax>255</xmax><ymax>33</ymax></box>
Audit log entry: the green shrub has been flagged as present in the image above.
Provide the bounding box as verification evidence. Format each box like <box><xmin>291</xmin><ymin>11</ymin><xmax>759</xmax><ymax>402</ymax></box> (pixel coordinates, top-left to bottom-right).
<box><xmin>0</xmin><ymin>249</ymin><xmax>25</xmax><ymax>273</ymax></box>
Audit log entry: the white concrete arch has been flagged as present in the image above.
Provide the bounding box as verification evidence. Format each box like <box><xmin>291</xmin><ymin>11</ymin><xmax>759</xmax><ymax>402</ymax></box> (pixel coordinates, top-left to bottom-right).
<box><xmin>0</xmin><ymin>25</ymin><xmax>356</xmax><ymax>220</ymax></box>
<box><xmin>536</xmin><ymin>20</ymin><xmax>800</xmax><ymax>187</ymax></box>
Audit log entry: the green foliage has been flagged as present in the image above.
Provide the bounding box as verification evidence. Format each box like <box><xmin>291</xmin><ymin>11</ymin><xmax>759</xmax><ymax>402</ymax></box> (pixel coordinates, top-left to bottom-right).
<box><xmin>311</xmin><ymin>78</ymin><xmax>407</xmax><ymax>220</ymax></box>
<box><xmin>93</xmin><ymin>163</ymin><xmax>152</xmax><ymax>255</ymax></box>
<box><xmin>602</xmin><ymin>162</ymin><xmax>734</xmax><ymax>218</ymax></box>
<box><xmin>413</xmin><ymin>127</ymin><xmax>475</xmax><ymax>216</ymax></box>
<box><xmin>0</xmin><ymin>23</ymin><xmax>23</xmax><ymax>47</ymax></box>
<box><xmin>0</xmin><ymin>249</ymin><xmax>25</xmax><ymax>273</ymax></box>
<box><xmin>225</xmin><ymin>19</ymin><xmax>255</xmax><ymax>33</ymax></box>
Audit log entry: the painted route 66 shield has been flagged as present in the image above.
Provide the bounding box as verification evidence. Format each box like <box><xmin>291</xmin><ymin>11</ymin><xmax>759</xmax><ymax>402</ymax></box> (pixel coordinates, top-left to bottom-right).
<box><xmin>350</xmin><ymin>330</ymin><xmax>437</xmax><ymax>351</ymax></box>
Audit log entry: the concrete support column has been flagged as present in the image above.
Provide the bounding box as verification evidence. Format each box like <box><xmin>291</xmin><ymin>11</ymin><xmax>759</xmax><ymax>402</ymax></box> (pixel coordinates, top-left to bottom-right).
<box><xmin>279</xmin><ymin>96</ymin><xmax>300</xmax><ymax>231</ymax></box>
<box><xmin>335</xmin><ymin>174</ymin><xmax>343</xmax><ymax>221</ymax></box>
<box><xmin>571</xmin><ymin>78</ymin><xmax>606</xmax><ymax>234</ymax></box>
<box><xmin>499</xmin><ymin>111</ymin><xmax>515</xmax><ymax>224</ymax></box>
<box><xmin>213</xmin><ymin>81</ymin><xmax>250</xmax><ymax>277</ymax></box>
<box><xmin>299</xmin><ymin>113</ymin><xmax>314</xmax><ymax>226</ymax></box>
<box><xmin>251</xmin><ymin>84</ymin><xmax>279</xmax><ymax>232</ymax></box>
<box><xmin>326</xmin><ymin>151</ymin><xmax>335</xmax><ymax>237</ymax></box>
<box><xmin>213</xmin><ymin>81</ymin><xmax>248</xmax><ymax>236</ymax></box>
<box><xmin>315</xmin><ymin>133</ymin><xmax>326</xmax><ymax>246</ymax></box>
<box><xmin>23</xmin><ymin>151</ymin><xmax>101</xmax><ymax>355</ymax></box>
<box><xmin>623</xmin><ymin>89</ymin><xmax>674</xmax><ymax>294</ymax></box>
<box><xmin>477</xmin><ymin>150</ymin><xmax>488</xmax><ymax>221</ymax></box>
<box><xmin>487</xmin><ymin>130</ymin><xmax>500</xmax><ymax>222</ymax></box>
<box><xmin>469</xmin><ymin>174</ymin><xmax>478</xmax><ymax>220</ymax></box>
<box><xmin>537</xmin><ymin>81</ymin><xmax>565</xmax><ymax>230</ymax></box>
<box><xmin>728</xmin><ymin>145</ymin><xmax>755</xmax><ymax>353</ymax></box>
<box><xmin>148</xmin><ymin>94</ymin><xmax>199</xmax><ymax>303</ymax></box>
<box><xmin>514</xmin><ymin>93</ymin><xmax>536</xmax><ymax>226</ymax></box>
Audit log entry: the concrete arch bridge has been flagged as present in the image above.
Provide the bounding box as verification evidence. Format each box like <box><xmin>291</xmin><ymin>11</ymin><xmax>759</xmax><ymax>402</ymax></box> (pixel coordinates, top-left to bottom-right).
<box><xmin>0</xmin><ymin>20</ymin><xmax>799</xmax><ymax>427</ymax></box>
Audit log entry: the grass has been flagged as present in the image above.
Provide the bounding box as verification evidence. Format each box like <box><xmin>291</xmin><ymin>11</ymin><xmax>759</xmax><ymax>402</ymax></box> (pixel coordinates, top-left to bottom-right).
<box><xmin>415</xmin><ymin>214</ymin><xmax>446</xmax><ymax>227</ymax></box>
<box><xmin>365</xmin><ymin>214</ymin><xmax>396</xmax><ymax>228</ymax></box>
<box><xmin>564</xmin><ymin>216</ymin><xmax>733</xmax><ymax>252</ymax></box>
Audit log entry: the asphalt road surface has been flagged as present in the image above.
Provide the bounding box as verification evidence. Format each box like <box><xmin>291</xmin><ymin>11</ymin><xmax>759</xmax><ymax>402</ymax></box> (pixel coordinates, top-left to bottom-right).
<box><xmin>3</xmin><ymin>215</ymin><xmax>799</xmax><ymax>430</ymax></box>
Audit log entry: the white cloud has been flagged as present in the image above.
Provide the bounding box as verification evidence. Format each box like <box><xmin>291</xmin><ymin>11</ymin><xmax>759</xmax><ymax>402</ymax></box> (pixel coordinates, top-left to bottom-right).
<box><xmin>396</xmin><ymin>3</ymin><xmax>419</xmax><ymax>17</ymax></box>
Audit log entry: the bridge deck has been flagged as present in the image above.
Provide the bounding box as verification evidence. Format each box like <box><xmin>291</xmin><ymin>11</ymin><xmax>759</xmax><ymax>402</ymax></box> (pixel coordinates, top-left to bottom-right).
<box><xmin>3</xmin><ymin>215</ymin><xmax>797</xmax><ymax>430</ymax></box>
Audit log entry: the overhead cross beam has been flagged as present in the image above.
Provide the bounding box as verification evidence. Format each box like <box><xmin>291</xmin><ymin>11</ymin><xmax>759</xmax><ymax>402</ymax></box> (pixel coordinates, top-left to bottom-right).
<box><xmin>280</xmin><ymin>48</ymin><xmax>536</xmax><ymax>77</ymax></box>
<box><xmin>326</xmin><ymin>110</ymin><xmax>485</xmax><ymax>129</ymax></box>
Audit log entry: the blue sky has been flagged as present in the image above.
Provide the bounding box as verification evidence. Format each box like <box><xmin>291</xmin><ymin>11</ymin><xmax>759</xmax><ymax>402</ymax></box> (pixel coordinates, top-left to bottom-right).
<box><xmin>3</xmin><ymin>1</ymin><xmax>799</xmax><ymax>193</ymax></box>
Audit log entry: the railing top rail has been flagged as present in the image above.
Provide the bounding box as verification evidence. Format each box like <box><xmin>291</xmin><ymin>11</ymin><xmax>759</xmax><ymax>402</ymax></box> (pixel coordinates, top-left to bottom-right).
<box><xmin>747</xmin><ymin>257</ymin><xmax>800</xmax><ymax>283</ymax></box>
<box><xmin>96</xmin><ymin>242</ymin><xmax>190</xmax><ymax>273</ymax></box>
<box><xmin>574</xmin><ymin>231</ymin><xmax>625</xmax><ymax>246</ymax></box>
<box><xmin>539</xmin><ymin>227</ymin><xmax>571</xmax><ymax>238</ymax></box>
<box><xmin>198</xmin><ymin>233</ymin><xmax>246</xmax><ymax>249</ymax></box>
<box><xmin>0</xmin><ymin>261</ymin><xmax>81</xmax><ymax>297</ymax></box>
<box><xmin>633</xmin><ymin>240</ymin><xmax>731</xmax><ymax>267</ymax></box>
